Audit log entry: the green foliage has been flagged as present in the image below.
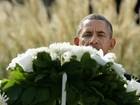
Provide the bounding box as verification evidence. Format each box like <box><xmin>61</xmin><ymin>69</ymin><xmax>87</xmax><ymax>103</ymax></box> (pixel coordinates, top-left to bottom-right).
<box><xmin>1</xmin><ymin>52</ymin><xmax>140</xmax><ymax>105</ymax></box>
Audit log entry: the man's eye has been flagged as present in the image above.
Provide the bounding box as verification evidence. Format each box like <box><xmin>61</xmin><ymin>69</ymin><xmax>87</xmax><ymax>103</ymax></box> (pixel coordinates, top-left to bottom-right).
<box><xmin>98</xmin><ymin>34</ymin><xmax>105</xmax><ymax>37</ymax></box>
<box><xmin>83</xmin><ymin>33</ymin><xmax>91</xmax><ymax>37</ymax></box>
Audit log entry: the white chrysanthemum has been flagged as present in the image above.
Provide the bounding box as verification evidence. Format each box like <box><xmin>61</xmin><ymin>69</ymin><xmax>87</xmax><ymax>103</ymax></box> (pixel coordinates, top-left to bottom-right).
<box><xmin>111</xmin><ymin>62</ymin><xmax>126</xmax><ymax>78</ymax></box>
<box><xmin>69</xmin><ymin>45</ymin><xmax>98</xmax><ymax>61</ymax></box>
<box><xmin>25</xmin><ymin>47</ymin><xmax>50</xmax><ymax>57</ymax></box>
<box><xmin>0</xmin><ymin>92</ymin><xmax>9</xmax><ymax>105</ymax></box>
<box><xmin>61</xmin><ymin>51</ymin><xmax>70</xmax><ymax>62</ymax></box>
<box><xmin>6</xmin><ymin>53</ymin><xmax>24</xmax><ymax>70</ymax></box>
<box><xmin>97</xmin><ymin>50</ymin><xmax>125</xmax><ymax>77</ymax></box>
<box><xmin>49</xmin><ymin>51</ymin><xmax>58</xmax><ymax>61</ymax></box>
<box><xmin>96</xmin><ymin>49</ymin><xmax>116</xmax><ymax>62</ymax></box>
<box><xmin>91</xmin><ymin>49</ymin><xmax>108</xmax><ymax>66</ymax></box>
<box><xmin>91</xmin><ymin>50</ymin><xmax>125</xmax><ymax>78</ymax></box>
<box><xmin>103</xmin><ymin>53</ymin><xmax>116</xmax><ymax>62</ymax></box>
<box><xmin>17</xmin><ymin>54</ymin><xmax>33</xmax><ymax>72</ymax></box>
<box><xmin>26</xmin><ymin>47</ymin><xmax>59</xmax><ymax>61</ymax></box>
<box><xmin>49</xmin><ymin>42</ymin><xmax>71</xmax><ymax>56</ymax></box>
<box><xmin>91</xmin><ymin>54</ymin><xmax>107</xmax><ymax>66</ymax></box>
<box><xmin>126</xmin><ymin>80</ymin><xmax>140</xmax><ymax>95</ymax></box>
<box><xmin>6</xmin><ymin>53</ymin><xmax>34</xmax><ymax>72</ymax></box>
<box><xmin>25</xmin><ymin>48</ymin><xmax>38</xmax><ymax>57</ymax></box>
<box><xmin>103</xmin><ymin>52</ymin><xmax>125</xmax><ymax>78</ymax></box>
<box><xmin>61</xmin><ymin>46</ymin><xmax>98</xmax><ymax>63</ymax></box>
<box><xmin>91</xmin><ymin>49</ymin><xmax>114</xmax><ymax>66</ymax></box>
<box><xmin>96</xmin><ymin>49</ymin><xmax>104</xmax><ymax>57</ymax></box>
<box><xmin>35</xmin><ymin>47</ymin><xmax>50</xmax><ymax>53</ymax></box>
<box><xmin>6</xmin><ymin>47</ymin><xmax>51</xmax><ymax>72</ymax></box>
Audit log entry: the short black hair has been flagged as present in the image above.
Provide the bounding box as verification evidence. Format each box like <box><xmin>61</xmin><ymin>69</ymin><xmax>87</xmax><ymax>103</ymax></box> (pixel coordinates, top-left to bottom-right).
<box><xmin>77</xmin><ymin>14</ymin><xmax>113</xmax><ymax>38</ymax></box>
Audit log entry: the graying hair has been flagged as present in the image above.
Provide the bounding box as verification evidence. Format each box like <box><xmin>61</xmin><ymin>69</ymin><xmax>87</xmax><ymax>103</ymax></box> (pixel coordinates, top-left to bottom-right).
<box><xmin>77</xmin><ymin>14</ymin><xmax>113</xmax><ymax>38</ymax></box>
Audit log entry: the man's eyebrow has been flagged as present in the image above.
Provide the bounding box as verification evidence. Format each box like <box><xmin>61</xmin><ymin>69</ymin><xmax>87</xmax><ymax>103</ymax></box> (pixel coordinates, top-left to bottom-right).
<box><xmin>97</xmin><ymin>31</ymin><xmax>106</xmax><ymax>34</ymax></box>
<box><xmin>83</xmin><ymin>31</ymin><xmax>92</xmax><ymax>34</ymax></box>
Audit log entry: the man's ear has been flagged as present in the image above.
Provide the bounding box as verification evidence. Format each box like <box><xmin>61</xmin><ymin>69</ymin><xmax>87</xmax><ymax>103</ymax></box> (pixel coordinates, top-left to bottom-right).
<box><xmin>74</xmin><ymin>36</ymin><xmax>79</xmax><ymax>45</ymax></box>
<box><xmin>109</xmin><ymin>38</ymin><xmax>116</xmax><ymax>50</ymax></box>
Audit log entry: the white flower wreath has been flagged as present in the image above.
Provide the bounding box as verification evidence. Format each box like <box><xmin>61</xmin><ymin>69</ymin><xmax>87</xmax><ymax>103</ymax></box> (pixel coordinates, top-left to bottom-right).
<box><xmin>1</xmin><ymin>42</ymin><xmax>140</xmax><ymax>105</ymax></box>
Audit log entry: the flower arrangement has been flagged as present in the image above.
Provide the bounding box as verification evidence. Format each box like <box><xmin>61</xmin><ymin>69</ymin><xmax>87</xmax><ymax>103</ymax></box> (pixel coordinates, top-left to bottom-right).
<box><xmin>0</xmin><ymin>42</ymin><xmax>140</xmax><ymax>105</ymax></box>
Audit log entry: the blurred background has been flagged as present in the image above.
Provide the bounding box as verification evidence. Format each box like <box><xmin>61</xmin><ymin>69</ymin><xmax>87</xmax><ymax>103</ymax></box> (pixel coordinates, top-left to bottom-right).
<box><xmin>0</xmin><ymin>0</ymin><xmax>140</xmax><ymax>79</ymax></box>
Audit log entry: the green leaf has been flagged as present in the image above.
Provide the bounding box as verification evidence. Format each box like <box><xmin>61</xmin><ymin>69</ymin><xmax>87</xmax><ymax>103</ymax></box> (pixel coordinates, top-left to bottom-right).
<box><xmin>23</xmin><ymin>72</ymin><xmax>35</xmax><ymax>80</ymax></box>
<box><xmin>109</xmin><ymin>82</ymin><xmax>118</xmax><ymax>89</ymax></box>
<box><xmin>62</xmin><ymin>60</ymin><xmax>81</xmax><ymax>72</ymax></box>
<box><xmin>45</xmin><ymin>100</ymin><xmax>56</xmax><ymax>105</ymax></box>
<box><xmin>33</xmin><ymin>59</ymin><xmax>47</xmax><ymax>68</ymax></box>
<box><xmin>15</xmin><ymin>63</ymin><xmax>24</xmax><ymax>72</ymax></box>
<box><xmin>21</xmin><ymin>86</ymin><xmax>36</xmax><ymax>105</ymax></box>
<box><xmin>50</xmin><ymin>72</ymin><xmax>62</xmax><ymax>83</ymax></box>
<box><xmin>105</xmin><ymin>62</ymin><xmax>113</xmax><ymax>67</ymax></box>
<box><xmin>83</xmin><ymin>59</ymin><xmax>98</xmax><ymax>70</ymax></box>
<box><xmin>73</xmin><ymin>80</ymin><xmax>85</xmax><ymax>91</ymax></box>
<box><xmin>10</xmin><ymin>70</ymin><xmax>26</xmax><ymax>81</ymax></box>
<box><xmin>67</xmin><ymin>86</ymin><xmax>77</xmax><ymax>104</ymax></box>
<box><xmin>32</xmin><ymin>87</ymin><xmax>50</xmax><ymax>104</ymax></box>
<box><xmin>104</xmin><ymin>98</ymin><xmax>117</xmax><ymax>105</ymax></box>
<box><xmin>104</xmin><ymin>75</ymin><xmax>113</xmax><ymax>81</ymax></box>
<box><xmin>68</xmin><ymin>69</ymin><xmax>83</xmax><ymax>81</ymax></box>
<box><xmin>68</xmin><ymin>92</ymin><xmax>81</xmax><ymax>105</ymax></box>
<box><xmin>91</xmin><ymin>87</ymin><xmax>104</xmax><ymax>101</ymax></box>
<box><xmin>38</xmin><ymin>80</ymin><xmax>55</xmax><ymax>87</ymax></box>
<box><xmin>101</xmin><ymin>84</ymin><xmax>109</xmax><ymax>93</ymax></box>
<box><xmin>33</xmin><ymin>52</ymin><xmax>52</xmax><ymax>69</ymax></box>
<box><xmin>82</xmin><ymin>72</ymin><xmax>91</xmax><ymax>82</ymax></box>
<box><xmin>9</xmin><ymin>70</ymin><xmax>34</xmax><ymax>86</ymax></box>
<box><xmin>42</xmin><ymin>52</ymin><xmax>52</xmax><ymax>64</ymax></box>
<box><xmin>87</xmin><ymin>81</ymin><xmax>103</xmax><ymax>88</ymax></box>
<box><xmin>3</xmin><ymin>79</ymin><xmax>19</xmax><ymax>90</ymax></box>
<box><xmin>36</xmin><ymin>52</ymin><xmax>45</xmax><ymax>60</ymax></box>
<box><xmin>85</xmin><ymin>96</ymin><xmax>100</xmax><ymax>104</ymax></box>
<box><xmin>1</xmin><ymin>79</ymin><xmax>9</xmax><ymax>88</ymax></box>
<box><xmin>49</xmin><ymin>86</ymin><xmax>61</xmax><ymax>100</ymax></box>
<box><xmin>74</xmin><ymin>93</ymin><xmax>81</xmax><ymax>104</ymax></box>
<box><xmin>81</xmin><ymin>52</ymin><xmax>91</xmax><ymax>64</ymax></box>
<box><xmin>35</xmin><ymin>74</ymin><xmax>47</xmax><ymax>83</ymax></box>
<box><xmin>36</xmin><ymin>88</ymin><xmax>50</xmax><ymax>101</ymax></box>
<box><xmin>7</xmin><ymin>86</ymin><xmax>22</xmax><ymax>104</ymax></box>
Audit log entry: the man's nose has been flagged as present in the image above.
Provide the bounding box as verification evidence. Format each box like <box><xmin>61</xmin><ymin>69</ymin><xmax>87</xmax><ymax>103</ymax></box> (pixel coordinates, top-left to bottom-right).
<box><xmin>89</xmin><ymin>35</ymin><xmax>99</xmax><ymax>45</ymax></box>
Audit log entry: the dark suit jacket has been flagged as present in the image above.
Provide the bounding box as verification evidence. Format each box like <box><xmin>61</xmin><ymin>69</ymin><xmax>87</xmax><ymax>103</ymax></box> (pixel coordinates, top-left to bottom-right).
<box><xmin>124</xmin><ymin>73</ymin><xmax>140</xmax><ymax>83</ymax></box>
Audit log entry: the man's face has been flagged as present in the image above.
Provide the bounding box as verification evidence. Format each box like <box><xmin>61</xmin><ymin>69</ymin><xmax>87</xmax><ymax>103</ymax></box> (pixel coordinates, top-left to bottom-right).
<box><xmin>74</xmin><ymin>19</ymin><xmax>116</xmax><ymax>55</ymax></box>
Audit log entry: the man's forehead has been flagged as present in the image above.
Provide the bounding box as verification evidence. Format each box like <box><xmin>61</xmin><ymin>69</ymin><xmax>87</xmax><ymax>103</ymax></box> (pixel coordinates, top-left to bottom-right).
<box><xmin>82</xmin><ymin>19</ymin><xmax>108</xmax><ymax>31</ymax></box>
<box><xmin>83</xmin><ymin>19</ymin><xmax>106</xmax><ymax>26</ymax></box>
<box><xmin>81</xmin><ymin>19</ymin><xmax>110</xmax><ymax>35</ymax></box>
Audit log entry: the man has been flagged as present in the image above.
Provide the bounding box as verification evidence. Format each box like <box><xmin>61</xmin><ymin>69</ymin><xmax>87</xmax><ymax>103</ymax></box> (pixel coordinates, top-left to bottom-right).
<box><xmin>74</xmin><ymin>13</ymin><xmax>116</xmax><ymax>55</ymax></box>
<box><xmin>74</xmin><ymin>13</ymin><xmax>140</xmax><ymax>82</ymax></box>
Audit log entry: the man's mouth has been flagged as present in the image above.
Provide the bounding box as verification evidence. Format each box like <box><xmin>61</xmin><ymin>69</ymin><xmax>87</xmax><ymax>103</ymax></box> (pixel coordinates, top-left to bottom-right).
<box><xmin>90</xmin><ymin>45</ymin><xmax>100</xmax><ymax>51</ymax></box>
